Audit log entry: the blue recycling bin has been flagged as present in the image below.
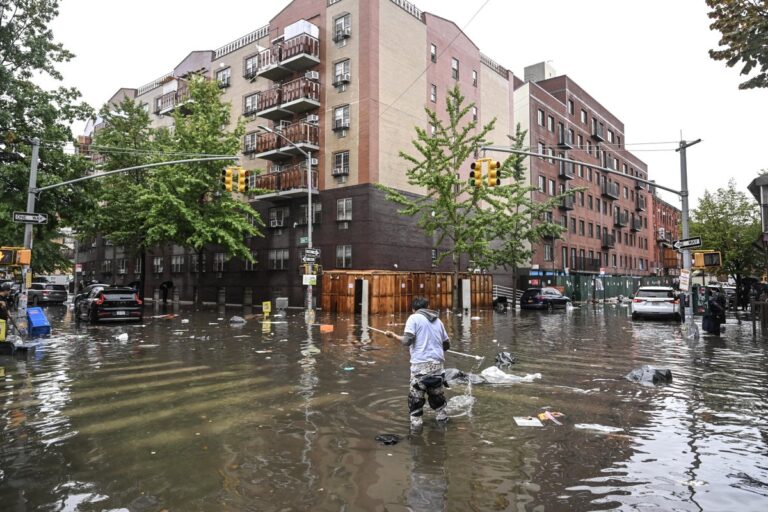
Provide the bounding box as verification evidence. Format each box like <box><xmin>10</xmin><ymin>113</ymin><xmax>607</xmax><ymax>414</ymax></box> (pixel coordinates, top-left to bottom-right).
<box><xmin>27</xmin><ymin>307</ymin><xmax>51</xmax><ymax>337</ymax></box>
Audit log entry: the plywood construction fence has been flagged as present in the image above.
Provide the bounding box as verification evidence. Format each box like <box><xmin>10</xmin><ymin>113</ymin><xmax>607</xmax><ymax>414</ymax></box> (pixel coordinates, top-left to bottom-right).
<box><xmin>320</xmin><ymin>270</ymin><xmax>493</xmax><ymax>315</ymax></box>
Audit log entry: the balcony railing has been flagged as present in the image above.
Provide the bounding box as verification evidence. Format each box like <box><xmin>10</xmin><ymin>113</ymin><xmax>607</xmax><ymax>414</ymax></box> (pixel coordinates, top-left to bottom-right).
<box><xmin>257</xmin><ymin>32</ymin><xmax>320</xmax><ymax>81</ymax></box>
<box><xmin>614</xmin><ymin>211</ymin><xmax>629</xmax><ymax>227</ymax></box>
<box><xmin>252</xmin><ymin>164</ymin><xmax>319</xmax><ymax>194</ymax></box>
<box><xmin>592</xmin><ymin>124</ymin><xmax>605</xmax><ymax>142</ymax></box>
<box><xmin>558</xmin><ymin>130</ymin><xmax>573</xmax><ymax>149</ymax></box>
<box><xmin>572</xmin><ymin>256</ymin><xmax>601</xmax><ymax>272</ymax></box>
<box><xmin>255</xmin><ymin>77</ymin><xmax>320</xmax><ymax>121</ymax></box>
<box><xmin>559</xmin><ymin>195</ymin><xmax>574</xmax><ymax>210</ymax></box>
<box><xmin>602</xmin><ymin>233</ymin><xmax>615</xmax><ymax>249</ymax></box>
<box><xmin>631</xmin><ymin>218</ymin><xmax>643</xmax><ymax>232</ymax></box>
<box><xmin>559</xmin><ymin>161</ymin><xmax>574</xmax><ymax>179</ymax></box>
<box><xmin>636</xmin><ymin>195</ymin><xmax>646</xmax><ymax>211</ymax></box>
<box><xmin>601</xmin><ymin>181</ymin><xmax>620</xmax><ymax>199</ymax></box>
<box><xmin>252</xmin><ymin>121</ymin><xmax>319</xmax><ymax>161</ymax></box>
<box><xmin>154</xmin><ymin>80</ymin><xmax>190</xmax><ymax>115</ymax></box>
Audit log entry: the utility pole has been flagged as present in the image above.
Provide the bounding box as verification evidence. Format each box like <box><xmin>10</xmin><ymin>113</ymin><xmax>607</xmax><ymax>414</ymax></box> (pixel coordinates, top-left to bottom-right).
<box><xmin>16</xmin><ymin>138</ymin><xmax>41</xmax><ymax>329</ymax></box>
<box><xmin>677</xmin><ymin>138</ymin><xmax>701</xmax><ymax>326</ymax></box>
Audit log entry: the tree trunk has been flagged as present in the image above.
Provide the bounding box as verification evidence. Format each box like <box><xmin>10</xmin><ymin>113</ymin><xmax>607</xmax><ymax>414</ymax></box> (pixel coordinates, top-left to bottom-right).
<box><xmin>452</xmin><ymin>253</ymin><xmax>461</xmax><ymax>312</ymax></box>
<box><xmin>139</xmin><ymin>248</ymin><xmax>147</xmax><ymax>302</ymax></box>
<box><xmin>512</xmin><ymin>266</ymin><xmax>518</xmax><ymax>308</ymax></box>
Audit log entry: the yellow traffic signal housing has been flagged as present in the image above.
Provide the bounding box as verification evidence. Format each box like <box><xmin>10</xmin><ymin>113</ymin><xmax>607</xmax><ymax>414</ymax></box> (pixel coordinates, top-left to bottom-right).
<box><xmin>486</xmin><ymin>160</ymin><xmax>501</xmax><ymax>186</ymax></box>
<box><xmin>15</xmin><ymin>249</ymin><xmax>31</xmax><ymax>265</ymax></box>
<box><xmin>222</xmin><ymin>167</ymin><xmax>234</xmax><ymax>191</ymax></box>
<box><xmin>693</xmin><ymin>250</ymin><xmax>722</xmax><ymax>268</ymax></box>
<box><xmin>470</xmin><ymin>159</ymin><xmax>487</xmax><ymax>187</ymax></box>
<box><xmin>0</xmin><ymin>248</ymin><xmax>15</xmax><ymax>265</ymax></box>
<box><xmin>237</xmin><ymin>168</ymin><xmax>249</xmax><ymax>193</ymax></box>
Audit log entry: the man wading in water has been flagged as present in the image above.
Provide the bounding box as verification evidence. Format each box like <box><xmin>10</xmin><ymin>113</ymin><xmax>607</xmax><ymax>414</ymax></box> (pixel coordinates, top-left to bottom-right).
<box><xmin>386</xmin><ymin>297</ymin><xmax>451</xmax><ymax>428</ymax></box>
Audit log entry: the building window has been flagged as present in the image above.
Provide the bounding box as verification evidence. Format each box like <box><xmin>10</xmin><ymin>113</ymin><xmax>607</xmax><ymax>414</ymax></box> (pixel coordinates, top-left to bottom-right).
<box><xmin>298</xmin><ymin>203</ymin><xmax>322</xmax><ymax>225</ymax></box>
<box><xmin>213</xmin><ymin>252</ymin><xmax>226</xmax><ymax>272</ymax></box>
<box><xmin>538</xmin><ymin>175</ymin><xmax>545</xmax><ymax>192</ymax></box>
<box><xmin>577</xmin><ymin>134</ymin><xmax>583</xmax><ymax>151</ymax></box>
<box><xmin>244</xmin><ymin>55</ymin><xmax>258</xmax><ymax>78</ymax></box>
<box><xmin>334</xmin><ymin>59</ymin><xmax>350</xmax><ymax>85</ymax></box>
<box><xmin>537</xmin><ymin>109</ymin><xmax>545</xmax><ymax>126</ymax></box>
<box><xmin>101</xmin><ymin>259</ymin><xmax>112</xmax><ymax>273</ymax></box>
<box><xmin>544</xmin><ymin>243</ymin><xmax>553</xmax><ymax>261</ymax></box>
<box><xmin>334</xmin><ymin>13</ymin><xmax>351</xmax><ymax>44</ymax></box>
<box><xmin>570</xmin><ymin>218</ymin><xmax>576</xmax><ymax>234</ymax></box>
<box><xmin>579</xmin><ymin>220</ymin><xmax>585</xmax><ymax>236</ymax></box>
<box><xmin>547</xmin><ymin>115</ymin><xmax>554</xmax><ymax>132</ymax></box>
<box><xmin>216</xmin><ymin>67</ymin><xmax>231</xmax><ymax>88</ymax></box>
<box><xmin>548</xmin><ymin>179</ymin><xmax>555</xmax><ymax>196</ymax></box>
<box><xmin>268</xmin><ymin>206</ymin><xmax>289</xmax><ymax>228</ymax></box>
<box><xmin>336</xmin><ymin>245</ymin><xmax>352</xmax><ymax>269</ymax></box>
<box><xmin>472</xmin><ymin>69</ymin><xmax>477</xmax><ymax>87</ymax></box>
<box><xmin>171</xmin><ymin>255</ymin><xmax>184</xmax><ymax>273</ymax></box>
<box><xmin>153</xmin><ymin>256</ymin><xmax>163</xmax><ymax>274</ymax></box>
<box><xmin>134</xmin><ymin>257</ymin><xmax>143</xmax><ymax>276</ymax></box>
<box><xmin>567</xmin><ymin>99</ymin><xmax>574</xmax><ymax>114</ymax></box>
<box><xmin>244</xmin><ymin>251</ymin><xmax>257</xmax><ymax>271</ymax></box>
<box><xmin>581</xmin><ymin>109</ymin><xmax>587</xmax><ymax>124</ymax></box>
<box><xmin>337</xmin><ymin>198</ymin><xmax>352</xmax><ymax>221</ymax></box>
<box><xmin>607</xmin><ymin>130</ymin><xmax>614</xmax><ymax>143</ymax></box>
<box><xmin>588</xmin><ymin>195</ymin><xmax>593</xmax><ymax>209</ymax></box>
<box><xmin>333</xmin><ymin>150</ymin><xmax>350</xmax><ymax>176</ymax></box>
<box><xmin>588</xmin><ymin>223</ymin><xmax>594</xmax><ymax>238</ymax></box>
<box><xmin>451</xmin><ymin>57</ymin><xmax>459</xmax><ymax>79</ymax></box>
<box><xmin>472</xmin><ymin>106</ymin><xmax>477</xmax><ymax>122</ymax></box>
<box><xmin>333</xmin><ymin>104</ymin><xmax>350</xmax><ymax>130</ymax></box>
<box><xmin>538</xmin><ymin>141</ymin><xmax>546</xmax><ymax>157</ymax></box>
<box><xmin>244</xmin><ymin>94</ymin><xmax>258</xmax><ymax>116</ymax></box>
<box><xmin>430</xmin><ymin>43</ymin><xmax>437</xmax><ymax>63</ymax></box>
<box><xmin>190</xmin><ymin>253</ymin><xmax>206</xmax><ymax>273</ymax></box>
<box><xmin>430</xmin><ymin>84</ymin><xmax>437</xmax><ymax>103</ymax></box>
<box><xmin>268</xmin><ymin>249</ymin><xmax>289</xmax><ymax>270</ymax></box>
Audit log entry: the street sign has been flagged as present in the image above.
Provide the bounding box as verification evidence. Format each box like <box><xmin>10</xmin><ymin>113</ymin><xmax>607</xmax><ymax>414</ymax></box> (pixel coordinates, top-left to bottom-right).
<box><xmin>301</xmin><ymin>256</ymin><xmax>316</xmax><ymax>263</ymax></box>
<box><xmin>299</xmin><ymin>236</ymin><xmax>308</xmax><ymax>244</ymax></box>
<box><xmin>12</xmin><ymin>211</ymin><xmax>48</xmax><ymax>224</ymax></box>
<box><xmin>305</xmin><ymin>248</ymin><xmax>320</xmax><ymax>257</ymax></box>
<box><xmin>679</xmin><ymin>268</ymin><xmax>690</xmax><ymax>292</ymax></box>
<box><xmin>303</xmin><ymin>274</ymin><xmax>317</xmax><ymax>286</ymax></box>
<box><xmin>673</xmin><ymin>236</ymin><xmax>702</xmax><ymax>250</ymax></box>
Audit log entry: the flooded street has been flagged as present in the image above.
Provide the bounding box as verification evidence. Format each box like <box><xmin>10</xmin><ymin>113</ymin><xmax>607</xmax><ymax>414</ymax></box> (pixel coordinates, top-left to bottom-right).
<box><xmin>1</xmin><ymin>304</ymin><xmax>767</xmax><ymax>511</ymax></box>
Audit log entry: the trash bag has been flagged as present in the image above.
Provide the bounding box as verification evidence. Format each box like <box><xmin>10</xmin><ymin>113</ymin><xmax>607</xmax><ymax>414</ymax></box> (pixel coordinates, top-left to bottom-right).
<box><xmin>444</xmin><ymin>368</ymin><xmax>486</xmax><ymax>385</ymax></box>
<box><xmin>375</xmin><ymin>434</ymin><xmax>402</xmax><ymax>445</ymax></box>
<box><xmin>479</xmin><ymin>366</ymin><xmax>541</xmax><ymax>384</ymax></box>
<box><xmin>494</xmin><ymin>351</ymin><xmax>517</xmax><ymax>368</ymax></box>
<box><xmin>229</xmin><ymin>316</ymin><xmax>246</xmax><ymax>324</ymax></box>
<box><xmin>624</xmin><ymin>365</ymin><xmax>672</xmax><ymax>385</ymax></box>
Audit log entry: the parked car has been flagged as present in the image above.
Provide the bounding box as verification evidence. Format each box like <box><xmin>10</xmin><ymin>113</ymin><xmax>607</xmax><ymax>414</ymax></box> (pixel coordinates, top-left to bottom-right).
<box><xmin>520</xmin><ymin>287</ymin><xmax>571</xmax><ymax>310</ymax></box>
<box><xmin>27</xmin><ymin>283</ymin><xmax>68</xmax><ymax>305</ymax></box>
<box><xmin>76</xmin><ymin>286</ymin><xmax>143</xmax><ymax>323</ymax></box>
<box><xmin>73</xmin><ymin>282</ymin><xmax>109</xmax><ymax>311</ymax></box>
<box><xmin>631</xmin><ymin>286</ymin><xmax>681</xmax><ymax>321</ymax></box>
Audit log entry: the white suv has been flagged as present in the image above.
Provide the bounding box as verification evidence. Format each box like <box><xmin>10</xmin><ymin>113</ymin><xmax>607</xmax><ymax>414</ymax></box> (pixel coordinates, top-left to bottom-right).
<box><xmin>631</xmin><ymin>286</ymin><xmax>681</xmax><ymax>321</ymax></box>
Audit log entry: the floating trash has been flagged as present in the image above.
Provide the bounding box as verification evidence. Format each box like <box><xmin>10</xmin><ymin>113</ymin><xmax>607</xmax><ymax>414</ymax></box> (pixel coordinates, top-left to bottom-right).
<box><xmin>574</xmin><ymin>424</ymin><xmax>624</xmax><ymax>433</ymax></box>
<box><xmin>513</xmin><ymin>416</ymin><xmax>543</xmax><ymax>427</ymax></box>
<box><xmin>480</xmin><ymin>367</ymin><xmax>541</xmax><ymax>384</ymax></box>
<box><xmin>375</xmin><ymin>434</ymin><xmax>402</xmax><ymax>445</ymax></box>
<box><xmin>115</xmin><ymin>333</ymin><xmax>128</xmax><ymax>341</ymax></box>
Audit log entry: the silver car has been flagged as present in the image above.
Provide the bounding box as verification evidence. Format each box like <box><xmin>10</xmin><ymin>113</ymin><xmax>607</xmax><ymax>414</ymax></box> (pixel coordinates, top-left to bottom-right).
<box><xmin>27</xmin><ymin>283</ymin><xmax>68</xmax><ymax>305</ymax></box>
<box><xmin>631</xmin><ymin>286</ymin><xmax>681</xmax><ymax>321</ymax></box>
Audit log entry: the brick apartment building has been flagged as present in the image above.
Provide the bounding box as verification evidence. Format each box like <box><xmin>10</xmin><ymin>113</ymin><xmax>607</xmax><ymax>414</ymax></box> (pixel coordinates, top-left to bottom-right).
<box><xmin>77</xmin><ymin>0</ymin><xmax>677</xmax><ymax>305</ymax></box>
<box><xmin>650</xmin><ymin>194</ymin><xmax>681</xmax><ymax>276</ymax></box>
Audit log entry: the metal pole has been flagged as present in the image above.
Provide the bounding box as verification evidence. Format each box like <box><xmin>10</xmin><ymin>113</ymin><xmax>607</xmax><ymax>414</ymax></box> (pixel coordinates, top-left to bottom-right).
<box><xmin>17</xmin><ymin>137</ymin><xmax>40</xmax><ymax>328</ymax></box>
<box><xmin>306</xmin><ymin>149</ymin><xmax>313</xmax><ymax>314</ymax></box>
<box><xmin>677</xmin><ymin>139</ymin><xmax>701</xmax><ymax>328</ymax></box>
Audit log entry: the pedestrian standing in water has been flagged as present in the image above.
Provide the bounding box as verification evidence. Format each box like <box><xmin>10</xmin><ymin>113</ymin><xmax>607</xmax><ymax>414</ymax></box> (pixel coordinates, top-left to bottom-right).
<box><xmin>386</xmin><ymin>297</ymin><xmax>451</xmax><ymax>428</ymax></box>
<box><xmin>702</xmin><ymin>288</ymin><xmax>724</xmax><ymax>335</ymax></box>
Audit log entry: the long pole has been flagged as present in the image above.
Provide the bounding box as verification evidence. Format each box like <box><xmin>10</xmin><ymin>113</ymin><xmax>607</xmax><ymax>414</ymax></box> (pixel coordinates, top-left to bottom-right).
<box><xmin>306</xmin><ymin>149</ymin><xmax>313</xmax><ymax>315</ymax></box>
<box><xmin>17</xmin><ymin>137</ymin><xmax>40</xmax><ymax>328</ymax></box>
<box><xmin>677</xmin><ymin>139</ymin><xmax>701</xmax><ymax>326</ymax></box>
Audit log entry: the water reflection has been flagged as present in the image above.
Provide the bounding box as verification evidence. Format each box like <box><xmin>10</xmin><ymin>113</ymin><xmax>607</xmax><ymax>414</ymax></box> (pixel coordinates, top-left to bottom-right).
<box><xmin>0</xmin><ymin>306</ymin><xmax>766</xmax><ymax>510</ymax></box>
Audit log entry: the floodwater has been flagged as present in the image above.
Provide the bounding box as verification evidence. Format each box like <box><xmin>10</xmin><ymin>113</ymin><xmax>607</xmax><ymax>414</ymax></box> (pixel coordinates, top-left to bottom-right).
<box><xmin>1</xmin><ymin>303</ymin><xmax>767</xmax><ymax>511</ymax></box>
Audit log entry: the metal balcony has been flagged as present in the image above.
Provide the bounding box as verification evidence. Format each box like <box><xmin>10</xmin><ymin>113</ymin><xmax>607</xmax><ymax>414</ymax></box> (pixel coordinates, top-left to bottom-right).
<box><xmin>252</xmin><ymin>122</ymin><xmax>319</xmax><ymax>162</ymax></box>
<box><xmin>257</xmin><ymin>33</ymin><xmax>320</xmax><ymax>81</ymax></box>
<box><xmin>558</xmin><ymin>130</ymin><xmax>573</xmax><ymax>149</ymax></box>
<box><xmin>614</xmin><ymin>212</ymin><xmax>629</xmax><ymax>228</ymax></box>
<box><xmin>601</xmin><ymin>181</ymin><xmax>620</xmax><ymax>200</ymax></box>
<box><xmin>631</xmin><ymin>218</ymin><xmax>643</xmax><ymax>232</ymax></box>
<box><xmin>636</xmin><ymin>195</ymin><xmax>646</xmax><ymax>212</ymax></box>
<box><xmin>558</xmin><ymin>161</ymin><xmax>574</xmax><ymax>180</ymax></box>
<box><xmin>255</xmin><ymin>77</ymin><xmax>320</xmax><ymax>121</ymax></box>
<box><xmin>251</xmin><ymin>164</ymin><xmax>319</xmax><ymax>199</ymax></box>
<box><xmin>602</xmin><ymin>233</ymin><xmax>615</xmax><ymax>249</ymax></box>
<box><xmin>591</xmin><ymin>124</ymin><xmax>605</xmax><ymax>142</ymax></box>
<box><xmin>155</xmin><ymin>81</ymin><xmax>190</xmax><ymax>116</ymax></box>
<box><xmin>573</xmin><ymin>256</ymin><xmax>601</xmax><ymax>272</ymax></box>
<box><xmin>559</xmin><ymin>195</ymin><xmax>575</xmax><ymax>210</ymax></box>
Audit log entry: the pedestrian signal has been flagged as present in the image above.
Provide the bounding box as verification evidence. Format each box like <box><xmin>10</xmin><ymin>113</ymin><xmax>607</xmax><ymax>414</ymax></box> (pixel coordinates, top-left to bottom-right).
<box><xmin>222</xmin><ymin>167</ymin><xmax>234</xmax><ymax>191</ymax></box>
<box><xmin>16</xmin><ymin>249</ymin><xmax>31</xmax><ymax>265</ymax></box>
<box><xmin>486</xmin><ymin>160</ymin><xmax>501</xmax><ymax>186</ymax></box>
<box><xmin>237</xmin><ymin>168</ymin><xmax>249</xmax><ymax>193</ymax></box>
<box><xmin>0</xmin><ymin>249</ymin><xmax>15</xmax><ymax>265</ymax></box>
<box><xmin>693</xmin><ymin>251</ymin><xmax>721</xmax><ymax>268</ymax></box>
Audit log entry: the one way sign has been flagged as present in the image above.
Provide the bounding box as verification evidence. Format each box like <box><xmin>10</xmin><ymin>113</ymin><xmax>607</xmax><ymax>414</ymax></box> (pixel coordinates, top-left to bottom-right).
<box><xmin>673</xmin><ymin>236</ymin><xmax>702</xmax><ymax>250</ymax></box>
<box><xmin>13</xmin><ymin>211</ymin><xmax>48</xmax><ymax>224</ymax></box>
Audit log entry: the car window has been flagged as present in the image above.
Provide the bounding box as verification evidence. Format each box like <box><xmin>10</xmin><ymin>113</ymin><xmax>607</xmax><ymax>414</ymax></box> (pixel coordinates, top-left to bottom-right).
<box><xmin>88</xmin><ymin>287</ymin><xmax>104</xmax><ymax>298</ymax></box>
<box><xmin>46</xmin><ymin>285</ymin><xmax>66</xmax><ymax>291</ymax></box>
<box><xmin>31</xmin><ymin>283</ymin><xmax>44</xmax><ymax>290</ymax></box>
<box><xmin>636</xmin><ymin>289</ymin><xmax>674</xmax><ymax>298</ymax></box>
<box><xmin>542</xmin><ymin>288</ymin><xmax>561</xmax><ymax>296</ymax></box>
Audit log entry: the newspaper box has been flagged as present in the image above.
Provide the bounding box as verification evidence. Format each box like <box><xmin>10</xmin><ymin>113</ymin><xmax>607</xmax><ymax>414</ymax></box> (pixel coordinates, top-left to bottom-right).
<box><xmin>27</xmin><ymin>307</ymin><xmax>51</xmax><ymax>337</ymax></box>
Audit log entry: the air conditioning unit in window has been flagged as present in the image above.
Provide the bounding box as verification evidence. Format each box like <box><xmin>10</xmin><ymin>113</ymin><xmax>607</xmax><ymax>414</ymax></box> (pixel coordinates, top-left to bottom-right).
<box><xmin>334</xmin><ymin>73</ymin><xmax>351</xmax><ymax>85</ymax></box>
<box><xmin>333</xmin><ymin>119</ymin><xmax>350</xmax><ymax>131</ymax></box>
<box><xmin>306</xmin><ymin>114</ymin><xmax>319</xmax><ymax>124</ymax></box>
<box><xmin>270</xmin><ymin>219</ymin><xmax>284</xmax><ymax>228</ymax></box>
<box><xmin>332</xmin><ymin>166</ymin><xmax>349</xmax><ymax>176</ymax></box>
<box><xmin>305</xmin><ymin>71</ymin><xmax>320</xmax><ymax>81</ymax></box>
<box><xmin>333</xmin><ymin>26</ymin><xmax>352</xmax><ymax>42</ymax></box>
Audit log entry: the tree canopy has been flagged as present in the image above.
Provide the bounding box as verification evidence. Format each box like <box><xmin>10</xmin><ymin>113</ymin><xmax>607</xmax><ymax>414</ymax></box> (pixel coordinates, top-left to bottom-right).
<box><xmin>706</xmin><ymin>0</ymin><xmax>768</xmax><ymax>89</ymax></box>
<box><xmin>0</xmin><ymin>0</ymin><xmax>94</xmax><ymax>272</ymax></box>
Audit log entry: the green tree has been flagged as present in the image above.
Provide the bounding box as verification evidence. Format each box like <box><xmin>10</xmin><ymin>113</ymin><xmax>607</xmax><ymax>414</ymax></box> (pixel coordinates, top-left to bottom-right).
<box><xmin>138</xmin><ymin>77</ymin><xmax>262</xmax><ymax>273</ymax></box>
<box><xmin>0</xmin><ymin>0</ymin><xmax>94</xmax><ymax>272</ymax></box>
<box><xmin>706</xmin><ymin>0</ymin><xmax>768</xmax><ymax>89</ymax></box>
<box><xmin>477</xmin><ymin>124</ymin><xmax>568</xmax><ymax>306</ymax></box>
<box><xmin>379</xmin><ymin>86</ymin><xmax>495</xmax><ymax>310</ymax></box>
<box><xmin>690</xmin><ymin>179</ymin><xmax>764</xmax><ymax>304</ymax></box>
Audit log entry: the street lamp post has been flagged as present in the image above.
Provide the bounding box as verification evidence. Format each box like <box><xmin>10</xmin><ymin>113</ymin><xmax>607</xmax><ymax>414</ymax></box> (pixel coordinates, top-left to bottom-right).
<box><xmin>258</xmin><ymin>125</ymin><xmax>314</xmax><ymax>315</ymax></box>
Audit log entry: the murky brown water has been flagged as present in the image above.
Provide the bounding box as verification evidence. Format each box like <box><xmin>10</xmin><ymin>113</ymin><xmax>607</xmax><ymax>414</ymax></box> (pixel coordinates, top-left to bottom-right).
<box><xmin>1</xmin><ymin>303</ymin><xmax>767</xmax><ymax>511</ymax></box>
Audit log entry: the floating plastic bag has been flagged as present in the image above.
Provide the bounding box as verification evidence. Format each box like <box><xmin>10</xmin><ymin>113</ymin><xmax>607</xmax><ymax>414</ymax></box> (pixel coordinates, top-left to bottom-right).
<box><xmin>479</xmin><ymin>366</ymin><xmax>541</xmax><ymax>385</ymax></box>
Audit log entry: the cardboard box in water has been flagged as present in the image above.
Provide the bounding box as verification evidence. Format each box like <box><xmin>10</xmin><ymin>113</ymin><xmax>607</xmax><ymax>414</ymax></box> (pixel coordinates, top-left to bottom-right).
<box><xmin>27</xmin><ymin>307</ymin><xmax>51</xmax><ymax>337</ymax></box>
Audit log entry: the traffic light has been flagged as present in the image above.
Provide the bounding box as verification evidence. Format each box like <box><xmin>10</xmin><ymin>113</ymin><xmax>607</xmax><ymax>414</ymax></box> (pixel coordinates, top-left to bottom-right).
<box><xmin>486</xmin><ymin>160</ymin><xmax>501</xmax><ymax>186</ymax></box>
<box><xmin>222</xmin><ymin>167</ymin><xmax>234</xmax><ymax>191</ymax></box>
<box><xmin>470</xmin><ymin>160</ymin><xmax>484</xmax><ymax>187</ymax></box>
<box><xmin>693</xmin><ymin>251</ymin><xmax>722</xmax><ymax>268</ymax></box>
<box><xmin>0</xmin><ymin>249</ymin><xmax>15</xmax><ymax>265</ymax></box>
<box><xmin>15</xmin><ymin>249</ymin><xmax>31</xmax><ymax>265</ymax></box>
<box><xmin>237</xmin><ymin>168</ymin><xmax>249</xmax><ymax>193</ymax></box>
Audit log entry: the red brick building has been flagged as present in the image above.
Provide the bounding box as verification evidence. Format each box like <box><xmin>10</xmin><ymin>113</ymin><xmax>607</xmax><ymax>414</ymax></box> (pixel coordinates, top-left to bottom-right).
<box><xmin>650</xmin><ymin>194</ymin><xmax>681</xmax><ymax>275</ymax></box>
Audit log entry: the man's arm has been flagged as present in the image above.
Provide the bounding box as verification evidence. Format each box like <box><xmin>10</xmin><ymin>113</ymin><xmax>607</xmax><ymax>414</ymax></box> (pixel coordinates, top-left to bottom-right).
<box><xmin>385</xmin><ymin>330</ymin><xmax>415</xmax><ymax>346</ymax></box>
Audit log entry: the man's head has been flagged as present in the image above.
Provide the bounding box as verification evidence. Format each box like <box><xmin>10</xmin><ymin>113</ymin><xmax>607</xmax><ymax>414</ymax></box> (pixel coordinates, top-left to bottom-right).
<box><xmin>0</xmin><ymin>281</ymin><xmax>12</xmax><ymax>296</ymax></box>
<box><xmin>412</xmin><ymin>297</ymin><xmax>429</xmax><ymax>311</ymax></box>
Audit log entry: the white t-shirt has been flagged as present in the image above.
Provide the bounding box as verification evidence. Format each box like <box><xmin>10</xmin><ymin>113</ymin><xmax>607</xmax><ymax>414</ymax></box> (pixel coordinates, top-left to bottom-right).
<box><xmin>404</xmin><ymin>310</ymin><xmax>448</xmax><ymax>367</ymax></box>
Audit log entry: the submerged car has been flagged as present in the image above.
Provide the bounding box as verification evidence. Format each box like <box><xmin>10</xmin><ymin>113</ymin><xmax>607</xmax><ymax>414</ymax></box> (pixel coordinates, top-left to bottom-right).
<box><xmin>631</xmin><ymin>286</ymin><xmax>681</xmax><ymax>321</ymax></box>
<box><xmin>27</xmin><ymin>283</ymin><xmax>68</xmax><ymax>305</ymax></box>
<box><xmin>520</xmin><ymin>287</ymin><xmax>571</xmax><ymax>310</ymax></box>
<box><xmin>76</xmin><ymin>286</ymin><xmax>143</xmax><ymax>323</ymax></box>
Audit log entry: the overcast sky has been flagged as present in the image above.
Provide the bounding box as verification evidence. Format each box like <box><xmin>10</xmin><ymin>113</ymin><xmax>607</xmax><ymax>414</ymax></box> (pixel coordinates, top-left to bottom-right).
<box><xmin>47</xmin><ymin>0</ymin><xmax>767</xmax><ymax>209</ymax></box>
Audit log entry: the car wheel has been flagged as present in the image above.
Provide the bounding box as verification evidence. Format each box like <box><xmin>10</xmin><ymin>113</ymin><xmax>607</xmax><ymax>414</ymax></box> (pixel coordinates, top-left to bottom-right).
<box><xmin>631</xmin><ymin>313</ymin><xmax>638</xmax><ymax>320</ymax></box>
<box><xmin>546</xmin><ymin>301</ymin><xmax>553</xmax><ymax>311</ymax></box>
<box><xmin>89</xmin><ymin>309</ymin><xmax>99</xmax><ymax>324</ymax></box>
